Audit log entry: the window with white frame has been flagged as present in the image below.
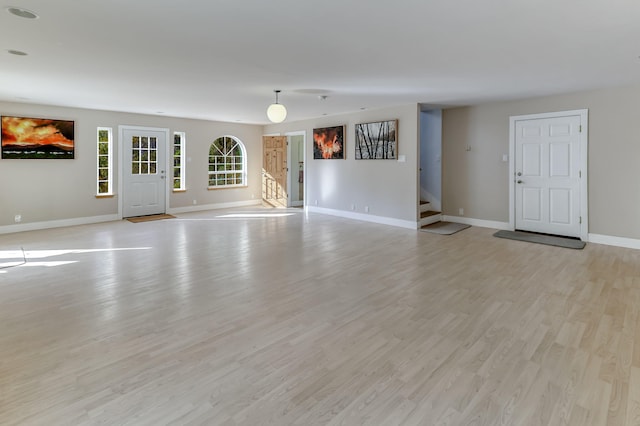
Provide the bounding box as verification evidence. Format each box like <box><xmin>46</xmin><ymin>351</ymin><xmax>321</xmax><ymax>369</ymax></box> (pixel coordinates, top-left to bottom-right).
<box><xmin>208</xmin><ymin>136</ymin><xmax>246</xmax><ymax>188</ymax></box>
<box><xmin>97</xmin><ymin>127</ymin><xmax>113</xmax><ymax>195</ymax></box>
<box><xmin>173</xmin><ymin>131</ymin><xmax>186</xmax><ymax>190</ymax></box>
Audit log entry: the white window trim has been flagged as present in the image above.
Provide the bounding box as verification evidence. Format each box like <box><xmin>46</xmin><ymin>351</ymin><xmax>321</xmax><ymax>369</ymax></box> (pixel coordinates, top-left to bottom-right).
<box><xmin>96</xmin><ymin>127</ymin><xmax>113</xmax><ymax>196</ymax></box>
<box><xmin>173</xmin><ymin>131</ymin><xmax>186</xmax><ymax>191</ymax></box>
<box><xmin>207</xmin><ymin>135</ymin><xmax>247</xmax><ymax>189</ymax></box>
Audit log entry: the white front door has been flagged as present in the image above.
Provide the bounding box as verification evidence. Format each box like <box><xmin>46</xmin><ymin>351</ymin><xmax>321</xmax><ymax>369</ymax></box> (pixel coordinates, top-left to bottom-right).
<box><xmin>122</xmin><ymin>128</ymin><xmax>167</xmax><ymax>217</ymax></box>
<box><xmin>514</xmin><ymin>115</ymin><xmax>582</xmax><ymax>238</ymax></box>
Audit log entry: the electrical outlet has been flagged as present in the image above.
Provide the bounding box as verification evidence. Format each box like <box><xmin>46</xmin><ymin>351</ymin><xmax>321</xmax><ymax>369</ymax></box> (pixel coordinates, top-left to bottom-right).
<box><xmin>459</xmin><ymin>208</ymin><xmax>464</xmax><ymax>216</ymax></box>
<box><xmin>351</xmin><ymin>204</ymin><xmax>356</xmax><ymax>211</ymax></box>
<box><xmin>364</xmin><ymin>206</ymin><xmax>369</xmax><ymax>213</ymax></box>
<box><xmin>14</xmin><ymin>214</ymin><xmax>21</xmax><ymax>223</ymax></box>
<box><xmin>315</xmin><ymin>200</ymin><xmax>318</xmax><ymax>206</ymax></box>
<box><xmin>192</xmin><ymin>199</ymin><xmax>197</xmax><ymax>205</ymax></box>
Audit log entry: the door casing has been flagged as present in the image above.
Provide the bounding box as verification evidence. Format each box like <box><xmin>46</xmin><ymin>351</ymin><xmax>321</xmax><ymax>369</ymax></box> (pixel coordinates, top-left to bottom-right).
<box><xmin>508</xmin><ymin>109</ymin><xmax>589</xmax><ymax>240</ymax></box>
<box><xmin>118</xmin><ymin>125</ymin><xmax>171</xmax><ymax>218</ymax></box>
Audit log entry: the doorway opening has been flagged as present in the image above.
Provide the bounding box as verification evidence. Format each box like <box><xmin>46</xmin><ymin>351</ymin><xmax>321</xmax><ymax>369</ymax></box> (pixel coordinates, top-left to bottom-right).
<box><xmin>419</xmin><ymin>108</ymin><xmax>442</xmax><ymax>227</ymax></box>
<box><xmin>286</xmin><ymin>131</ymin><xmax>306</xmax><ymax>208</ymax></box>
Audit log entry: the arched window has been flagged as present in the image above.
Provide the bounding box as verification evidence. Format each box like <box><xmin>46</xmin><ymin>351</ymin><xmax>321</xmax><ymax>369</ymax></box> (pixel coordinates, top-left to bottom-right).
<box><xmin>208</xmin><ymin>135</ymin><xmax>246</xmax><ymax>188</ymax></box>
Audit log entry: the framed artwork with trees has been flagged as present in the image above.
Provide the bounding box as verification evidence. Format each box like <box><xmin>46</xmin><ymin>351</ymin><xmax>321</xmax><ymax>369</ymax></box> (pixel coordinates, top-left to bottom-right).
<box><xmin>355</xmin><ymin>119</ymin><xmax>397</xmax><ymax>160</ymax></box>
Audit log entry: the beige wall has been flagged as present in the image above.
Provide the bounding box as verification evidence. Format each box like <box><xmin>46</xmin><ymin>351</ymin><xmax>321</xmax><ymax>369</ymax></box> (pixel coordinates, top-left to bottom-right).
<box><xmin>0</xmin><ymin>102</ymin><xmax>264</xmax><ymax>227</ymax></box>
<box><xmin>442</xmin><ymin>83</ymin><xmax>640</xmax><ymax>239</ymax></box>
<box><xmin>265</xmin><ymin>104</ymin><xmax>420</xmax><ymax>223</ymax></box>
<box><xmin>9</xmin><ymin>82</ymin><xmax>639</xmax><ymax>240</ymax></box>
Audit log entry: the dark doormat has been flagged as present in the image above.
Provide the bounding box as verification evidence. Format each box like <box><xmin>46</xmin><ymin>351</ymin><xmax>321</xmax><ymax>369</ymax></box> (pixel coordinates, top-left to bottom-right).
<box><xmin>493</xmin><ymin>230</ymin><xmax>586</xmax><ymax>249</ymax></box>
<box><xmin>420</xmin><ymin>221</ymin><xmax>470</xmax><ymax>235</ymax></box>
<box><xmin>126</xmin><ymin>214</ymin><xmax>176</xmax><ymax>223</ymax></box>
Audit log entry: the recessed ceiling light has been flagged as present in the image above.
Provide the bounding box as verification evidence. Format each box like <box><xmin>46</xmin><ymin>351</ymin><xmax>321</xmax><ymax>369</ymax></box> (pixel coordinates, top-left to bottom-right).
<box><xmin>7</xmin><ymin>7</ymin><xmax>39</xmax><ymax>19</ymax></box>
<box><xmin>8</xmin><ymin>49</ymin><xmax>28</xmax><ymax>56</ymax></box>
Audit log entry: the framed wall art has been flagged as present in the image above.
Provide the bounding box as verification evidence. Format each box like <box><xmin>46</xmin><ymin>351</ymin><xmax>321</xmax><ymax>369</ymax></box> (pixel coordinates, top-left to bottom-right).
<box><xmin>313</xmin><ymin>125</ymin><xmax>345</xmax><ymax>159</ymax></box>
<box><xmin>355</xmin><ymin>119</ymin><xmax>397</xmax><ymax>160</ymax></box>
<box><xmin>1</xmin><ymin>115</ymin><xmax>75</xmax><ymax>159</ymax></box>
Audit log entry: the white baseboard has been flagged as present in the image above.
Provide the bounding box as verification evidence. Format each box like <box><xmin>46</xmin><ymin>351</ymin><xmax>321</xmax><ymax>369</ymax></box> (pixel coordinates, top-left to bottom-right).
<box><xmin>443</xmin><ymin>215</ymin><xmax>640</xmax><ymax>250</ymax></box>
<box><xmin>307</xmin><ymin>206</ymin><xmax>418</xmax><ymax>230</ymax></box>
<box><xmin>0</xmin><ymin>214</ymin><xmax>120</xmax><ymax>235</ymax></box>
<box><xmin>588</xmin><ymin>233</ymin><xmax>640</xmax><ymax>250</ymax></box>
<box><xmin>167</xmin><ymin>199</ymin><xmax>261</xmax><ymax>214</ymax></box>
<box><xmin>442</xmin><ymin>215</ymin><xmax>511</xmax><ymax>230</ymax></box>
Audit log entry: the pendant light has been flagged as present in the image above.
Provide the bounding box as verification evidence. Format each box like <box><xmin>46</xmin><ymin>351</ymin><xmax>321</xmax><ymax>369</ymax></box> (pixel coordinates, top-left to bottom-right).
<box><xmin>267</xmin><ymin>90</ymin><xmax>287</xmax><ymax>123</ymax></box>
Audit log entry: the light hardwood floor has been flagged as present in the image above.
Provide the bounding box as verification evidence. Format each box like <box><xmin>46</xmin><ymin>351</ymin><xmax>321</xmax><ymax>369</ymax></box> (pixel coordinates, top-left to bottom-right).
<box><xmin>1</xmin><ymin>208</ymin><xmax>640</xmax><ymax>425</ymax></box>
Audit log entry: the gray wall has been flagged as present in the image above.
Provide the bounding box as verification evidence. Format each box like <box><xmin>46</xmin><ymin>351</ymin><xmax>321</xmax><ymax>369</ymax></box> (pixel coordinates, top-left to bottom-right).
<box><xmin>266</xmin><ymin>104</ymin><xmax>420</xmax><ymax>222</ymax></box>
<box><xmin>442</xmin><ymin>83</ymin><xmax>640</xmax><ymax>239</ymax></box>
<box><xmin>0</xmin><ymin>102</ymin><xmax>264</xmax><ymax>227</ymax></box>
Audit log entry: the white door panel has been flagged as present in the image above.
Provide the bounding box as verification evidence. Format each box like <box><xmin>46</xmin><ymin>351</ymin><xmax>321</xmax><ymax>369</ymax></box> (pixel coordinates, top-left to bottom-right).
<box><xmin>522</xmin><ymin>143</ymin><xmax>542</xmax><ymax>176</ymax></box>
<box><xmin>549</xmin><ymin>188</ymin><xmax>571</xmax><ymax>224</ymax></box>
<box><xmin>522</xmin><ymin>188</ymin><xmax>542</xmax><ymax>221</ymax></box>
<box><xmin>123</xmin><ymin>129</ymin><xmax>166</xmax><ymax>218</ymax></box>
<box><xmin>515</xmin><ymin>115</ymin><xmax>581</xmax><ymax>237</ymax></box>
<box><xmin>549</xmin><ymin>143</ymin><xmax>570</xmax><ymax>177</ymax></box>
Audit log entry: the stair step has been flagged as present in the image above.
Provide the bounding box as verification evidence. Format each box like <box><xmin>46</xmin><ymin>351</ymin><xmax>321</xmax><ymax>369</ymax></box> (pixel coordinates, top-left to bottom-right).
<box><xmin>420</xmin><ymin>210</ymin><xmax>440</xmax><ymax>219</ymax></box>
<box><xmin>419</xmin><ymin>211</ymin><xmax>442</xmax><ymax>227</ymax></box>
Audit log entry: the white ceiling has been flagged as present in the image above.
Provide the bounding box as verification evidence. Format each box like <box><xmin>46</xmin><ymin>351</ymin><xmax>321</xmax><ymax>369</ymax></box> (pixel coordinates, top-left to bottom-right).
<box><xmin>1</xmin><ymin>0</ymin><xmax>639</xmax><ymax>124</ymax></box>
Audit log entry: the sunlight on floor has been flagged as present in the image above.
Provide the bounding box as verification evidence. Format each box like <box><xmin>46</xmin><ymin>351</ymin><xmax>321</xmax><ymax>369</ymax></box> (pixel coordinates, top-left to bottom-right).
<box><xmin>217</xmin><ymin>213</ymin><xmax>296</xmax><ymax>218</ymax></box>
<box><xmin>0</xmin><ymin>247</ymin><xmax>152</xmax><ymax>270</ymax></box>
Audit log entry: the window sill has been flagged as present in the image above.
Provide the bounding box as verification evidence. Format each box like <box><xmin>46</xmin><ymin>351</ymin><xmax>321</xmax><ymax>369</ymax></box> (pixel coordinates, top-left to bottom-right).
<box><xmin>207</xmin><ymin>185</ymin><xmax>248</xmax><ymax>191</ymax></box>
<box><xmin>95</xmin><ymin>194</ymin><xmax>115</xmax><ymax>199</ymax></box>
<box><xmin>172</xmin><ymin>189</ymin><xmax>187</xmax><ymax>193</ymax></box>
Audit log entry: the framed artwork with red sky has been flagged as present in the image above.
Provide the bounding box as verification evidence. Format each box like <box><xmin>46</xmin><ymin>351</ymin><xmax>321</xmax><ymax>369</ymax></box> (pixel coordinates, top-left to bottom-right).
<box><xmin>1</xmin><ymin>116</ymin><xmax>74</xmax><ymax>159</ymax></box>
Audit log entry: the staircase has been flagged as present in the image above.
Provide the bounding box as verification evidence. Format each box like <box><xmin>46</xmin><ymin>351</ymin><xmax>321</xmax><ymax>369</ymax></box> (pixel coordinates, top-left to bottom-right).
<box><xmin>419</xmin><ymin>200</ymin><xmax>441</xmax><ymax>228</ymax></box>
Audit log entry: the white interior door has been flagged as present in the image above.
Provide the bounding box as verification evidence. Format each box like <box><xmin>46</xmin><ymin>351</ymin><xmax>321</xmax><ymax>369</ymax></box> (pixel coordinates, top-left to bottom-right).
<box><xmin>122</xmin><ymin>128</ymin><xmax>166</xmax><ymax>217</ymax></box>
<box><xmin>515</xmin><ymin>115</ymin><xmax>582</xmax><ymax>237</ymax></box>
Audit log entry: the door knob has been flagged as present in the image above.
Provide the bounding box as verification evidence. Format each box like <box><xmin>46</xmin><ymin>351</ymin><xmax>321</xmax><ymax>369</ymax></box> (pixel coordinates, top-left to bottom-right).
<box><xmin>517</xmin><ymin>180</ymin><xmax>523</xmax><ymax>184</ymax></box>
<box><xmin>517</xmin><ymin>172</ymin><xmax>522</xmax><ymax>176</ymax></box>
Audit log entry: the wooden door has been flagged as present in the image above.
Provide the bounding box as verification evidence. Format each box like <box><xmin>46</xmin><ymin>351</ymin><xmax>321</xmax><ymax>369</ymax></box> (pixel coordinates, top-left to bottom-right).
<box><xmin>262</xmin><ymin>136</ymin><xmax>288</xmax><ymax>207</ymax></box>
<box><xmin>515</xmin><ymin>115</ymin><xmax>582</xmax><ymax>237</ymax></box>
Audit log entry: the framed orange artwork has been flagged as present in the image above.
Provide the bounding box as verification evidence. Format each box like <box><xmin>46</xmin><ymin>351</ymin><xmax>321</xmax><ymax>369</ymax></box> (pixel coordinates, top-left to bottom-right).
<box><xmin>1</xmin><ymin>115</ymin><xmax>74</xmax><ymax>159</ymax></box>
<box><xmin>313</xmin><ymin>125</ymin><xmax>345</xmax><ymax>159</ymax></box>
